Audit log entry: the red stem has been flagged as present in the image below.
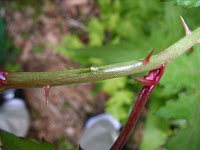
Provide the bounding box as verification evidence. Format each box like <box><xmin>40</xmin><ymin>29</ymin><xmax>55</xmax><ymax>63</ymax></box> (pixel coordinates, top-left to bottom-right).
<box><xmin>0</xmin><ymin>68</ymin><xmax>10</xmax><ymax>86</ymax></box>
<box><xmin>110</xmin><ymin>64</ymin><xmax>166</xmax><ymax>150</ymax></box>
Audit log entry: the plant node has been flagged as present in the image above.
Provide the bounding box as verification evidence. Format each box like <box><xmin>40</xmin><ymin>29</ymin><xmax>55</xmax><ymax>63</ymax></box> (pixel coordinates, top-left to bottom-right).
<box><xmin>110</xmin><ymin>64</ymin><xmax>166</xmax><ymax>150</ymax></box>
<box><xmin>0</xmin><ymin>68</ymin><xmax>10</xmax><ymax>87</ymax></box>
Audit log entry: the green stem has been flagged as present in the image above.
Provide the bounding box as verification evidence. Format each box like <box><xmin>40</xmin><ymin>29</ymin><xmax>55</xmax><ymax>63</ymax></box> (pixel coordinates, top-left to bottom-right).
<box><xmin>1</xmin><ymin>27</ymin><xmax>200</xmax><ymax>93</ymax></box>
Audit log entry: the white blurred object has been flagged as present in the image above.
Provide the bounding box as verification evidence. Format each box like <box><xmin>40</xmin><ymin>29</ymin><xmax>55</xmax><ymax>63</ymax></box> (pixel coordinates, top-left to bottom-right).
<box><xmin>80</xmin><ymin>113</ymin><xmax>121</xmax><ymax>150</ymax></box>
<box><xmin>0</xmin><ymin>90</ymin><xmax>29</xmax><ymax>137</ymax></box>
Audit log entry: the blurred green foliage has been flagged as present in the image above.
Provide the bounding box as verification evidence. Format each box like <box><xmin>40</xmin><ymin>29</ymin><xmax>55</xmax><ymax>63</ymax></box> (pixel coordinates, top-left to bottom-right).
<box><xmin>0</xmin><ymin>15</ymin><xmax>5</xmax><ymax>66</ymax></box>
<box><xmin>88</xmin><ymin>18</ymin><xmax>105</xmax><ymax>46</ymax></box>
<box><xmin>56</xmin><ymin>135</ymin><xmax>76</xmax><ymax>150</ymax></box>
<box><xmin>105</xmin><ymin>90</ymin><xmax>134</xmax><ymax>125</ymax></box>
<box><xmin>157</xmin><ymin>92</ymin><xmax>200</xmax><ymax>150</ymax></box>
<box><xmin>102</xmin><ymin>77</ymin><xmax>127</xmax><ymax>95</ymax></box>
<box><xmin>33</xmin><ymin>44</ymin><xmax>44</xmax><ymax>54</ymax></box>
<box><xmin>162</xmin><ymin>0</ymin><xmax>200</xmax><ymax>8</ymax></box>
<box><xmin>54</xmin><ymin>1</ymin><xmax>200</xmax><ymax>66</ymax></box>
<box><xmin>0</xmin><ymin>16</ymin><xmax>21</xmax><ymax>71</ymax></box>
<box><xmin>3</xmin><ymin>0</ymin><xmax>43</xmax><ymax>11</ymax></box>
<box><xmin>2</xmin><ymin>0</ymin><xmax>200</xmax><ymax>149</ymax></box>
<box><xmin>52</xmin><ymin>0</ymin><xmax>200</xmax><ymax>149</ymax></box>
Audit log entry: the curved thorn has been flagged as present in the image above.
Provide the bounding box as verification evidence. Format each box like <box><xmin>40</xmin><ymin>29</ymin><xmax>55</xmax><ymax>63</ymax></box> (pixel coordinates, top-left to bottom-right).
<box><xmin>142</xmin><ymin>48</ymin><xmax>155</xmax><ymax>64</ymax></box>
<box><xmin>130</xmin><ymin>75</ymin><xmax>156</xmax><ymax>87</ymax></box>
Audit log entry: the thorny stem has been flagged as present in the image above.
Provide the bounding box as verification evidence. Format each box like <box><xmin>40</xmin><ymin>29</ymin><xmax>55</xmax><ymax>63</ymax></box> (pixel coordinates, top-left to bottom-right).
<box><xmin>110</xmin><ymin>64</ymin><xmax>166</xmax><ymax>150</ymax></box>
<box><xmin>0</xmin><ymin>27</ymin><xmax>200</xmax><ymax>93</ymax></box>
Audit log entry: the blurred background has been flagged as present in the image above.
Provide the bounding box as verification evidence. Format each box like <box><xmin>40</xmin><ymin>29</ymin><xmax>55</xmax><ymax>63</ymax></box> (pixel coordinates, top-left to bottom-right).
<box><xmin>1</xmin><ymin>0</ymin><xmax>200</xmax><ymax>150</ymax></box>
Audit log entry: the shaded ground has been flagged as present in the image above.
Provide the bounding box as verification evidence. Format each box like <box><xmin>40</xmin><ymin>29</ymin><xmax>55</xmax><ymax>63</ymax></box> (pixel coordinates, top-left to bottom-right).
<box><xmin>1</xmin><ymin>0</ymin><xmax>106</xmax><ymax>148</ymax></box>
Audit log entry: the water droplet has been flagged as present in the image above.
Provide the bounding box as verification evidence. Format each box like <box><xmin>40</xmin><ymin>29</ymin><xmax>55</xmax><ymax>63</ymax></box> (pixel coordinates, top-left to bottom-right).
<box><xmin>43</xmin><ymin>85</ymin><xmax>51</xmax><ymax>106</ymax></box>
<box><xmin>90</xmin><ymin>66</ymin><xmax>99</xmax><ymax>71</ymax></box>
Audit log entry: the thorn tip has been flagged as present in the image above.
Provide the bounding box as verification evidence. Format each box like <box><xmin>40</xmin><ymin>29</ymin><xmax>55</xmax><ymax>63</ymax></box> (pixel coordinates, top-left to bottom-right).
<box><xmin>180</xmin><ymin>16</ymin><xmax>191</xmax><ymax>35</ymax></box>
<box><xmin>65</xmin><ymin>66</ymin><xmax>71</xmax><ymax>70</ymax></box>
<box><xmin>142</xmin><ymin>48</ymin><xmax>155</xmax><ymax>64</ymax></box>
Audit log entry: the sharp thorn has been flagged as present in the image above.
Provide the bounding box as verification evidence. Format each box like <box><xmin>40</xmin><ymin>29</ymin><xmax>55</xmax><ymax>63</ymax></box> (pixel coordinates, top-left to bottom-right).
<box><xmin>43</xmin><ymin>85</ymin><xmax>51</xmax><ymax>106</ymax></box>
<box><xmin>142</xmin><ymin>48</ymin><xmax>155</xmax><ymax>65</ymax></box>
<box><xmin>180</xmin><ymin>16</ymin><xmax>191</xmax><ymax>35</ymax></box>
<box><xmin>180</xmin><ymin>16</ymin><xmax>200</xmax><ymax>44</ymax></box>
<box><xmin>65</xmin><ymin>66</ymin><xmax>71</xmax><ymax>70</ymax></box>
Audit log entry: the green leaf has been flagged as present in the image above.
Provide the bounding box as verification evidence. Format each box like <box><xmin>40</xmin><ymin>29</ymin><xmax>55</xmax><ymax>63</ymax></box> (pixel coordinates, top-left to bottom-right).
<box><xmin>53</xmin><ymin>41</ymin><xmax>149</xmax><ymax>66</ymax></box>
<box><xmin>157</xmin><ymin>93</ymin><xmax>200</xmax><ymax>150</ymax></box>
<box><xmin>61</xmin><ymin>35</ymin><xmax>83</xmax><ymax>49</ymax></box>
<box><xmin>102</xmin><ymin>77</ymin><xmax>127</xmax><ymax>95</ymax></box>
<box><xmin>88</xmin><ymin>18</ymin><xmax>105</xmax><ymax>46</ymax></box>
<box><xmin>4</xmin><ymin>63</ymin><xmax>21</xmax><ymax>72</ymax></box>
<box><xmin>161</xmin><ymin>0</ymin><xmax>200</xmax><ymax>8</ymax></box>
<box><xmin>164</xmin><ymin>128</ymin><xmax>200</xmax><ymax>150</ymax></box>
<box><xmin>157</xmin><ymin>95</ymin><xmax>195</xmax><ymax>122</ymax></box>
<box><xmin>161</xmin><ymin>46</ymin><xmax>200</xmax><ymax>90</ymax></box>
<box><xmin>33</xmin><ymin>44</ymin><xmax>43</xmax><ymax>53</ymax></box>
<box><xmin>0</xmin><ymin>130</ymin><xmax>55</xmax><ymax>150</ymax></box>
<box><xmin>98</xmin><ymin>0</ymin><xmax>112</xmax><ymax>15</ymax></box>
